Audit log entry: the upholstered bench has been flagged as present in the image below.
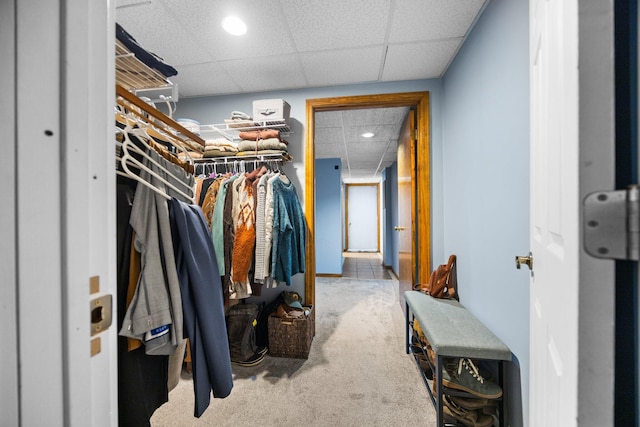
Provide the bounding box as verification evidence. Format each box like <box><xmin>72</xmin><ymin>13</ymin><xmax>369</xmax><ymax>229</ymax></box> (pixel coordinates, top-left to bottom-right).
<box><xmin>404</xmin><ymin>290</ymin><xmax>511</xmax><ymax>426</ymax></box>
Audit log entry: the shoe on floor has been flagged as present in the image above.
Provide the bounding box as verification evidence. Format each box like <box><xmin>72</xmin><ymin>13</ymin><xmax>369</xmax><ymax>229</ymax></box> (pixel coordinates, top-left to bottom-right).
<box><xmin>232</xmin><ymin>350</ymin><xmax>266</xmax><ymax>367</ymax></box>
<box><xmin>442</xmin><ymin>358</ymin><xmax>502</xmax><ymax>399</ymax></box>
<box><xmin>443</xmin><ymin>394</ymin><xmax>494</xmax><ymax>427</ymax></box>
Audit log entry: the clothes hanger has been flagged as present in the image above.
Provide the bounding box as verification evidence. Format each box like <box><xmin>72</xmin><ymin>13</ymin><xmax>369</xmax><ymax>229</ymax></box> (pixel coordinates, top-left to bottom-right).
<box><xmin>121</xmin><ymin>124</ymin><xmax>195</xmax><ymax>201</ymax></box>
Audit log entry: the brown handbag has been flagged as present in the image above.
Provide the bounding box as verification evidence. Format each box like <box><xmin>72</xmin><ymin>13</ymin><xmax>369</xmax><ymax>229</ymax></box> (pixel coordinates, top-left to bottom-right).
<box><xmin>414</xmin><ymin>254</ymin><xmax>457</xmax><ymax>299</ymax></box>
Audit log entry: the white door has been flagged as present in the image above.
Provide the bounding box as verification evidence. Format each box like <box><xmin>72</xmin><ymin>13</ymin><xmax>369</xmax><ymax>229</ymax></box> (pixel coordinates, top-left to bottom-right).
<box><xmin>529</xmin><ymin>0</ymin><xmax>615</xmax><ymax>425</ymax></box>
<box><xmin>3</xmin><ymin>1</ymin><xmax>118</xmax><ymax>425</ymax></box>
<box><xmin>529</xmin><ymin>0</ymin><xmax>579</xmax><ymax>422</ymax></box>
<box><xmin>346</xmin><ymin>184</ymin><xmax>379</xmax><ymax>251</ymax></box>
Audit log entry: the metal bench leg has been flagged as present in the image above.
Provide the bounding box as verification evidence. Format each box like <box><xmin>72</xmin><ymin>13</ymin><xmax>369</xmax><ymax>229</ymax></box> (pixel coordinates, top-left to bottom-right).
<box><xmin>405</xmin><ymin>301</ymin><xmax>410</xmax><ymax>354</ymax></box>
<box><xmin>499</xmin><ymin>361</ymin><xmax>506</xmax><ymax>427</ymax></box>
<box><xmin>436</xmin><ymin>355</ymin><xmax>443</xmax><ymax>426</ymax></box>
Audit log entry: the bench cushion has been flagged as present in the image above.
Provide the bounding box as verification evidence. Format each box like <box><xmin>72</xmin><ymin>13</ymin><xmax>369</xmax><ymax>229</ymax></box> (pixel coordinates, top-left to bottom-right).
<box><xmin>405</xmin><ymin>291</ymin><xmax>511</xmax><ymax>361</ymax></box>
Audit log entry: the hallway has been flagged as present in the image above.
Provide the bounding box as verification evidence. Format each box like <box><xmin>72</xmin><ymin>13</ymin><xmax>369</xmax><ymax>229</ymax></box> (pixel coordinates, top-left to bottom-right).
<box><xmin>342</xmin><ymin>252</ymin><xmax>392</xmax><ymax>280</ymax></box>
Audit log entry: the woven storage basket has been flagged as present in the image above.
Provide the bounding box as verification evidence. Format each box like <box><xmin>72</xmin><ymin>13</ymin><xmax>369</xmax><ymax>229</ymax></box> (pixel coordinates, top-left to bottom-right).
<box><xmin>268</xmin><ymin>306</ymin><xmax>314</xmax><ymax>359</ymax></box>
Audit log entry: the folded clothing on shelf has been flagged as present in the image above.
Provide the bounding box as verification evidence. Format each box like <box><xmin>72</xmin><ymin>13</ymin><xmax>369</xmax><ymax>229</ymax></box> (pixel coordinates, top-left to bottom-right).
<box><xmin>115</xmin><ymin>23</ymin><xmax>178</xmax><ymax>77</ymax></box>
<box><xmin>205</xmin><ymin>138</ymin><xmax>238</xmax><ymax>151</ymax></box>
<box><xmin>238</xmin><ymin>129</ymin><xmax>280</xmax><ymax>141</ymax></box>
<box><xmin>237</xmin><ymin>138</ymin><xmax>288</xmax><ymax>152</ymax></box>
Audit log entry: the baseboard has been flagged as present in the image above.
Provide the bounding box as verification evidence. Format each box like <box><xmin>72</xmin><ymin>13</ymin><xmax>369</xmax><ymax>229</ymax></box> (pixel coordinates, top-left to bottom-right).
<box><xmin>316</xmin><ymin>273</ymin><xmax>342</xmax><ymax>278</ymax></box>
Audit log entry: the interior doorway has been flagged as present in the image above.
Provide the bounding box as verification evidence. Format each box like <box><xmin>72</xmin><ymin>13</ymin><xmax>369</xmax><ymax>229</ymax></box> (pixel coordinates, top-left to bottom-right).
<box><xmin>345</xmin><ymin>183</ymin><xmax>379</xmax><ymax>252</ymax></box>
<box><xmin>304</xmin><ymin>92</ymin><xmax>431</xmax><ymax>306</ymax></box>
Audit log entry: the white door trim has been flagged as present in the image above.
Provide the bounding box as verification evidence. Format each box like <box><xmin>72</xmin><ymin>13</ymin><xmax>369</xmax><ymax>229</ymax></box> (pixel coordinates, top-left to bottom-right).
<box><xmin>5</xmin><ymin>0</ymin><xmax>117</xmax><ymax>425</ymax></box>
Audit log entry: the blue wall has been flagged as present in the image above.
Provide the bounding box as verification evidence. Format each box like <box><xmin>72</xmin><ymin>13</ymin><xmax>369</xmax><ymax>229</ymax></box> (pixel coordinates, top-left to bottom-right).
<box><xmin>315</xmin><ymin>158</ymin><xmax>343</xmax><ymax>274</ymax></box>
<box><xmin>441</xmin><ymin>0</ymin><xmax>530</xmax><ymax>424</ymax></box>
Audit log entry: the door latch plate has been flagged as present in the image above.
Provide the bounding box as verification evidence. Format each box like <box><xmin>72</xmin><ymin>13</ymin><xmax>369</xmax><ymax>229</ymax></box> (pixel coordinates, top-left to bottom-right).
<box><xmin>90</xmin><ymin>294</ymin><xmax>113</xmax><ymax>336</ymax></box>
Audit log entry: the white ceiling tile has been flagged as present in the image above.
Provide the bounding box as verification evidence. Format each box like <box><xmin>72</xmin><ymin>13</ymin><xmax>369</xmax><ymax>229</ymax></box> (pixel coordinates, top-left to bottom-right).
<box><xmin>315</xmin><ymin>111</ymin><xmax>344</xmax><ymax>128</ymax></box>
<box><xmin>171</xmin><ymin>62</ymin><xmax>242</xmax><ymax>97</ymax></box>
<box><xmin>315</xmin><ymin>127</ymin><xmax>345</xmax><ymax>143</ymax></box>
<box><xmin>301</xmin><ymin>47</ymin><xmax>384</xmax><ymax>87</ymax></box>
<box><xmin>382</xmin><ymin>39</ymin><xmax>462</xmax><ymax>80</ymax></box>
<box><xmin>161</xmin><ymin>0</ymin><xmax>297</xmax><ymax>61</ymax></box>
<box><xmin>341</xmin><ymin>107</ymin><xmax>409</xmax><ymax>126</ymax></box>
<box><xmin>116</xmin><ymin>2</ymin><xmax>215</xmax><ymax>66</ymax></box>
<box><xmin>343</xmin><ymin>126</ymin><xmax>401</xmax><ymax>142</ymax></box>
<box><xmin>388</xmin><ymin>0</ymin><xmax>487</xmax><ymax>43</ymax></box>
<box><xmin>219</xmin><ymin>55</ymin><xmax>307</xmax><ymax>92</ymax></box>
<box><xmin>316</xmin><ymin>142</ymin><xmax>345</xmax><ymax>157</ymax></box>
<box><xmin>348</xmin><ymin>153</ymin><xmax>384</xmax><ymax>164</ymax></box>
<box><xmin>280</xmin><ymin>0</ymin><xmax>391</xmax><ymax>51</ymax></box>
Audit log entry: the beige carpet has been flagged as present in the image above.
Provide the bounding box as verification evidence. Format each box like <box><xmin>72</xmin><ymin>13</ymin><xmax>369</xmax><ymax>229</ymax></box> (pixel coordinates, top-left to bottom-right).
<box><xmin>151</xmin><ymin>276</ymin><xmax>435</xmax><ymax>426</ymax></box>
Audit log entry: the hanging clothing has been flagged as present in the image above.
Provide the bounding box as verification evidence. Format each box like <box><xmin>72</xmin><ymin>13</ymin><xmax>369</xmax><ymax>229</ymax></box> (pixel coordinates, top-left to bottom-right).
<box><xmin>262</xmin><ymin>172</ymin><xmax>281</xmax><ymax>287</ymax></box>
<box><xmin>169</xmin><ymin>197</ymin><xmax>234</xmax><ymax>418</ymax></box>
<box><xmin>116</xmin><ymin>179</ymin><xmax>168</xmax><ymax>427</ymax></box>
<box><xmin>253</xmin><ymin>171</ymin><xmax>273</xmax><ymax>284</ymax></box>
<box><xmin>201</xmin><ymin>176</ymin><xmax>223</xmax><ymax>228</ymax></box>
<box><xmin>271</xmin><ymin>175</ymin><xmax>306</xmax><ymax>286</ymax></box>
<box><xmin>191</xmin><ymin>159</ymin><xmax>306</xmax><ymax>297</ymax></box>
<box><xmin>211</xmin><ymin>174</ymin><xmax>239</xmax><ymax>278</ymax></box>
<box><xmin>119</xmin><ymin>147</ymin><xmax>193</xmax><ymax>355</ymax></box>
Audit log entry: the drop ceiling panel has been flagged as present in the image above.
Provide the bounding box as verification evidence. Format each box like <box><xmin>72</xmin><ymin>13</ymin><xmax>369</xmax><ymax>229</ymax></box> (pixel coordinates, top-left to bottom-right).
<box><xmin>300</xmin><ymin>47</ymin><xmax>384</xmax><ymax>87</ymax></box>
<box><xmin>341</xmin><ymin>107</ymin><xmax>409</xmax><ymax>126</ymax></box>
<box><xmin>346</xmin><ymin>139</ymin><xmax>391</xmax><ymax>151</ymax></box>
<box><xmin>116</xmin><ymin>3</ymin><xmax>214</xmax><ymax>66</ymax></box>
<box><xmin>315</xmin><ymin>142</ymin><xmax>345</xmax><ymax>158</ymax></box>
<box><xmin>347</xmin><ymin>151</ymin><xmax>386</xmax><ymax>163</ymax></box>
<box><xmin>162</xmin><ymin>0</ymin><xmax>297</xmax><ymax>61</ymax></box>
<box><xmin>342</xmin><ymin>126</ymin><xmax>401</xmax><ymax>142</ymax></box>
<box><xmin>314</xmin><ymin>127</ymin><xmax>345</xmax><ymax>143</ymax></box>
<box><xmin>383</xmin><ymin>39</ymin><xmax>462</xmax><ymax>81</ymax></box>
<box><xmin>170</xmin><ymin>62</ymin><xmax>242</xmax><ymax>97</ymax></box>
<box><xmin>281</xmin><ymin>0</ymin><xmax>391</xmax><ymax>52</ymax></box>
<box><xmin>219</xmin><ymin>55</ymin><xmax>307</xmax><ymax>93</ymax></box>
<box><xmin>315</xmin><ymin>110</ymin><xmax>344</xmax><ymax>128</ymax></box>
<box><xmin>389</xmin><ymin>0</ymin><xmax>487</xmax><ymax>43</ymax></box>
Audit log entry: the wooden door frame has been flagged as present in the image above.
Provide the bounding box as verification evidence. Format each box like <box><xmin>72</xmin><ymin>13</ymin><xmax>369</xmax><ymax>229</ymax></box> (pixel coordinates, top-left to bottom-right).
<box><xmin>344</xmin><ymin>183</ymin><xmax>380</xmax><ymax>252</ymax></box>
<box><xmin>305</xmin><ymin>92</ymin><xmax>431</xmax><ymax>306</ymax></box>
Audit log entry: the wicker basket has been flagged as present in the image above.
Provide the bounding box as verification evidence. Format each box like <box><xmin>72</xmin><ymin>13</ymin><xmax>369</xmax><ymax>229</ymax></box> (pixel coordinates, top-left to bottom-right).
<box><xmin>268</xmin><ymin>306</ymin><xmax>314</xmax><ymax>359</ymax></box>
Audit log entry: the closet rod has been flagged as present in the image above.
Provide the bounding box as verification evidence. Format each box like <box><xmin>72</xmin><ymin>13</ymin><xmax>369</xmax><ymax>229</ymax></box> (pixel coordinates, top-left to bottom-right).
<box><xmin>116</xmin><ymin>84</ymin><xmax>206</xmax><ymax>149</ymax></box>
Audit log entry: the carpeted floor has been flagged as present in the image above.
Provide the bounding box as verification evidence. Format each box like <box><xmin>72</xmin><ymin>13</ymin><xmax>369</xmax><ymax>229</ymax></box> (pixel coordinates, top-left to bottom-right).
<box><xmin>150</xmin><ymin>276</ymin><xmax>435</xmax><ymax>426</ymax></box>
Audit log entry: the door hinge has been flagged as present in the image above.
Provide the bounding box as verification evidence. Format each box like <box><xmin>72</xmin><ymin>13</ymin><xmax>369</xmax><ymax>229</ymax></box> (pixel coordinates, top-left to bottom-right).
<box><xmin>583</xmin><ymin>185</ymin><xmax>639</xmax><ymax>260</ymax></box>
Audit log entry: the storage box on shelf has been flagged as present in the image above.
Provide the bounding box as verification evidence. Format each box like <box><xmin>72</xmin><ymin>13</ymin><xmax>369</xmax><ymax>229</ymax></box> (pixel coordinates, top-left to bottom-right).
<box><xmin>253</xmin><ymin>99</ymin><xmax>291</xmax><ymax>126</ymax></box>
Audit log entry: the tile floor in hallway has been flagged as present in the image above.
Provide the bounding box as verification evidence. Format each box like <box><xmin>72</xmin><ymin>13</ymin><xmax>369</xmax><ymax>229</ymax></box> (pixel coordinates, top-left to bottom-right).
<box><xmin>341</xmin><ymin>251</ymin><xmax>393</xmax><ymax>280</ymax></box>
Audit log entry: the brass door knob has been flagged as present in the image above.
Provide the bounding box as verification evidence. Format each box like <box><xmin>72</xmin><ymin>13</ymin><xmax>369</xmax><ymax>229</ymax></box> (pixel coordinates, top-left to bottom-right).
<box><xmin>515</xmin><ymin>252</ymin><xmax>533</xmax><ymax>270</ymax></box>
<box><xmin>394</xmin><ymin>226</ymin><xmax>406</xmax><ymax>231</ymax></box>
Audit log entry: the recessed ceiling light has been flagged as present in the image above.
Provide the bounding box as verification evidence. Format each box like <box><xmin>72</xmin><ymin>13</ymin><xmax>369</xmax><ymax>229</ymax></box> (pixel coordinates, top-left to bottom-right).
<box><xmin>222</xmin><ymin>16</ymin><xmax>247</xmax><ymax>36</ymax></box>
<box><xmin>362</xmin><ymin>132</ymin><xmax>375</xmax><ymax>138</ymax></box>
